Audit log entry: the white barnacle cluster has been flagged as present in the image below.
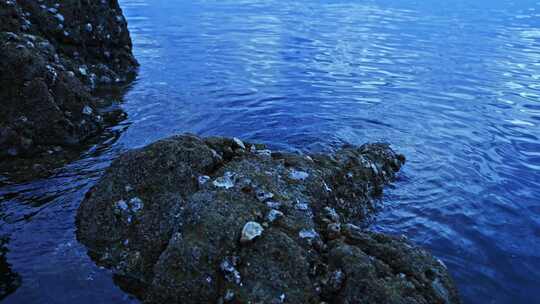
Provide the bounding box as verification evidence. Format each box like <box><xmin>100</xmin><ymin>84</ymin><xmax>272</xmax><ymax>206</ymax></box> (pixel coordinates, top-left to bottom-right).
<box><xmin>113</xmin><ymin>196</ymin><xmax>145</xmax><ymax>223</ymax></box>
<box><xmin>213</xmin><ymin>171</ymin><xmax>236</xmax><ymax>189</ymax></box>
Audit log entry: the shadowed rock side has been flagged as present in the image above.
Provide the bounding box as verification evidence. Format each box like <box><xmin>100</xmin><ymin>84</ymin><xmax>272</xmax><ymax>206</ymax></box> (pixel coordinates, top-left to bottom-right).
<box><xmin>0</xmin><ymin>236</ymin><xmax>20</xmax><ymax>300</ymax></box>
<box><xmin>0</xmin><ymin>0</ymin><xmax>137</xmax><ymax>175</ymax></box>
<box><xmin>77</xmin><ymin>134</ymin><xmax>461</xmax><ymax>304</ymax></box>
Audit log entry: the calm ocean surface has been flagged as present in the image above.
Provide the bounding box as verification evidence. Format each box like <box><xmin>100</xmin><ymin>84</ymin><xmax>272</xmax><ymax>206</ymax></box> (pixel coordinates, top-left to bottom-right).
<box><xmin>1</xmin><ymin>0</ymin><xmax>540</xmax><ymax>303</ymax></box>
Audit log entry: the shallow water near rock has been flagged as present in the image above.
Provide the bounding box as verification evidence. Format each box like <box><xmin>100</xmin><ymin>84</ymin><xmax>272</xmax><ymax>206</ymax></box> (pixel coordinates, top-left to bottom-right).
<box><xmin>1</xmin><ymin>0</ymin><xmax>540</xmax><ymax>303</ymax></box>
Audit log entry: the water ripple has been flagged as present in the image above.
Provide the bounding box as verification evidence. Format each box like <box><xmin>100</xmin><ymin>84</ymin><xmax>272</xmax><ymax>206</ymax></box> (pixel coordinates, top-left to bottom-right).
<box><xmin>2</xmin><ymin>0</ymin><xmax>540</xmax><ymax>303</ymax></box>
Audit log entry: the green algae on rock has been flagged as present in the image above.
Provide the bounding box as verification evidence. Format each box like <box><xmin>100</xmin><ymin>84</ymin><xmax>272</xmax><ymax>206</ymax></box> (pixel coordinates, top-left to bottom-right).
<box><xmin>76</xmin><ymin>134</ymin><xmax>460</xmax><ymax>303</ymax></box>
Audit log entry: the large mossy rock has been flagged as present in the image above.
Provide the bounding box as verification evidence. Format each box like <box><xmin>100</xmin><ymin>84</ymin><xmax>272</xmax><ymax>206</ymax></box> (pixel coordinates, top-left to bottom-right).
<box><xmin>77</xmin><ymin>134</ymin><xmax>460</xmax><ymax>304</ymax></box>
<box><xmin>0</xmin><ymin>0</ymin><xmax>137</xmax><ymax>160</ymax></box>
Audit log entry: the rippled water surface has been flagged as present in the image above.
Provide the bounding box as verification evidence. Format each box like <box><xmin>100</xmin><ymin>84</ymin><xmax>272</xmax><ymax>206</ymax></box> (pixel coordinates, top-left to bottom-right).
<box><xmin>2</xmin><ymin>0</ymin><xmax>540</xmax><ymax>303</ymax></box>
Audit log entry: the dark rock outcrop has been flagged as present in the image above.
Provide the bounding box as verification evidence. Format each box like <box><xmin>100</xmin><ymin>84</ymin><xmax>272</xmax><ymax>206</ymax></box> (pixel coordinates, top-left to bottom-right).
<box><xmin>0</xmin><ymin>236</ymin><xmax>20</xmax><ymax>301</ymax></box>
<box><xmin>0</xmin><ymin>0</ymin><xmax>137</xmax><ymax>170</ymax></box>
<box><xmin>77</xmin><ymin>134</ymin><xmax>461</xmax><ymax>304</ymax></box>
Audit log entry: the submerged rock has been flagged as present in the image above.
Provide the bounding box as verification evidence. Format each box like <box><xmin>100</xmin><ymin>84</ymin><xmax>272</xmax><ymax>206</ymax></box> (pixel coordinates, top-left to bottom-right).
<box><xmin>76</xmin><ymin>134</ymin><xmax>460</xmax><ymax>303</ymax></box>
<box><xmin>0</xmin><ymin>237</ymin><xmax>21</xmax><ymax>301</ymax></box>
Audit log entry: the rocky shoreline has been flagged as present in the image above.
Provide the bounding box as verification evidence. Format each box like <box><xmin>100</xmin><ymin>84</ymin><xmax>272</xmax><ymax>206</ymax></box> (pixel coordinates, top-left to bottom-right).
<box><xmin>1</xmin><ymin>1</ymin><xmax>462</xmax><ymax>302</ymax></box>
<box><xmin>0</xmin><ymin>0</ymin><xmax>137</xmax><ymax>180</ymax></box>
<box><xmin>77</xmin><ymin>134</ymin><xmax>461</xmax><ymax>303</ymax></box>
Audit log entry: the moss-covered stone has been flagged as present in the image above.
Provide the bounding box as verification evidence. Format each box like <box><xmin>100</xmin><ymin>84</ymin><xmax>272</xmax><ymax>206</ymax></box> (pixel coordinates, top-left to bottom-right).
<box><xmin>76</xmin><ymin>134</ymin><xmax>460</xmax><ymax>303</ymax></box>
<box><xmin>0</xmin><ymin>0</ymin><xmax>137</xmax><ymax>180</ymax></box>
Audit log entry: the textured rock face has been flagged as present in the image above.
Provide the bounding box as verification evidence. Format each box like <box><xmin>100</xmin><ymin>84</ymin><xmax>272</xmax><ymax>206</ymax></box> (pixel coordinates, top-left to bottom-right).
<box><xmin>0</xmin><ymin>0</ymin><xmax>137</xmax><ymax>160</ymax></box>
<box><xmin>77</xmin><ymin>134</ymin><xmax>461</xmax><ymax>304</ymax></box>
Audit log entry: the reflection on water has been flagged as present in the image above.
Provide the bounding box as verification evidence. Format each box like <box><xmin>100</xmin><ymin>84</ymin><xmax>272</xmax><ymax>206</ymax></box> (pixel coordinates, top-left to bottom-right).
<box><xmin>2</xmin><ymin>0</ymin><xmax>540</xmax><ymax>303</ymax></box>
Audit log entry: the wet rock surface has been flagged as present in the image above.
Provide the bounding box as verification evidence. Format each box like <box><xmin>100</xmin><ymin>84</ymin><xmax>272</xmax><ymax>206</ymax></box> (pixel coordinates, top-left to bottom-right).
<box><xmin>0</xmin><ymin>0</ymin><xmax>137</xmax><ymax>179</ymax></box>
<box><xmin>77</xmin><ymin>134</ymin><xmax>461</xmax><ymax>303</ymax></box>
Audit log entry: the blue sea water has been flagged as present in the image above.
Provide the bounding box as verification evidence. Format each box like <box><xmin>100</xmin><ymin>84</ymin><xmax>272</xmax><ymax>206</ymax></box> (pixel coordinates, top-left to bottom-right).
<box><xmin>1</xmin><ymin>0</ymin><xmax>540</xmax><ymax>303</ymax></box>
